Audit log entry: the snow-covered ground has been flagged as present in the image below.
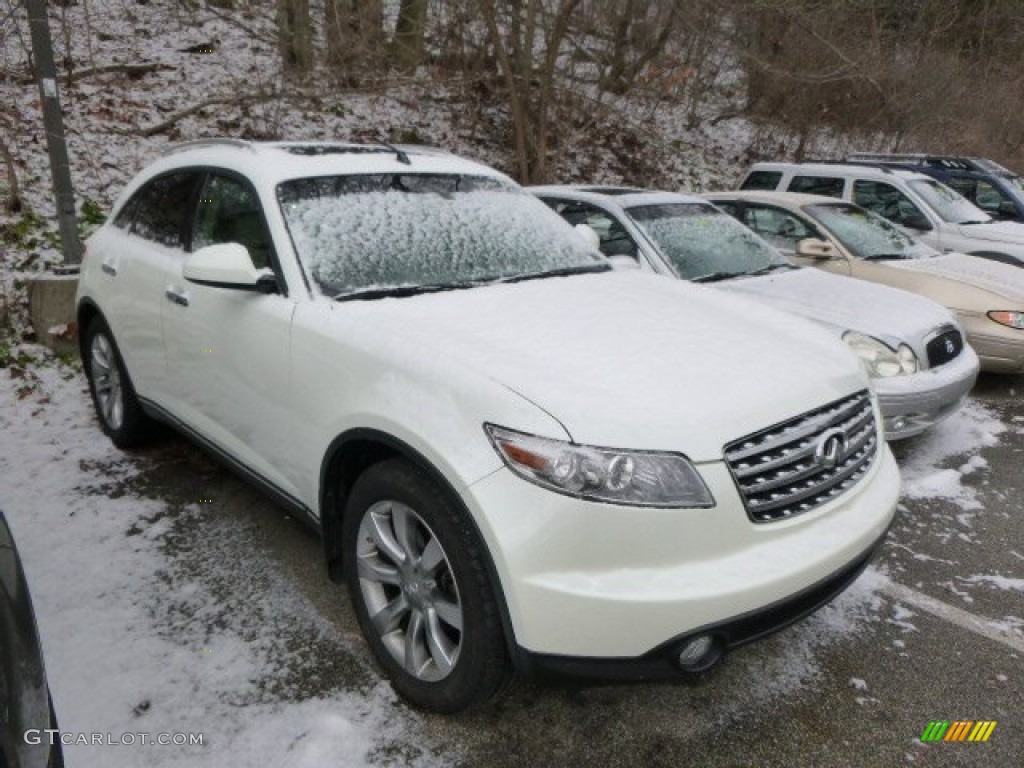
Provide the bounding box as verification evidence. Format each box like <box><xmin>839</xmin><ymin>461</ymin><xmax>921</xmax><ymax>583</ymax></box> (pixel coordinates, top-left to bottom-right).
<box><xmin>2</xmin><ymin>345</ymin><xmax>1018</xmax><ymax>766</ymax></box>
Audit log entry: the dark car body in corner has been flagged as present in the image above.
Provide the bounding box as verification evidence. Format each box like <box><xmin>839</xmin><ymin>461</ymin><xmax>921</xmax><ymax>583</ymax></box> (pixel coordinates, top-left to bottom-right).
<box><xmin>1</xmin><ymin>509</ymin><xmax>63</xmax><ymax>768</ymax></box>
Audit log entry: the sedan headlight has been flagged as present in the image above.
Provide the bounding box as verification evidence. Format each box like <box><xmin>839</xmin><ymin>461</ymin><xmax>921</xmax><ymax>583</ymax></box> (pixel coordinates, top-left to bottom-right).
<box><xmin>484</xmin><ymin>425</ymin><xmax>714</xmax><ymax>507</ymax></box>
<box><xmin>988</xmin><ymin>310</ymin><xmax>1024</xmax><ymax>330</ymax></box>
<box><xmin>843</xmin><ymin>332</ymin><xmax>919</xmax><ymax>377</ymax></box>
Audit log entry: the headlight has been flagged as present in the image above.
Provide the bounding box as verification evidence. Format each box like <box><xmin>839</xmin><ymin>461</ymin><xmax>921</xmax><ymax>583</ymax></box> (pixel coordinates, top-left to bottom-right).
<box><xmin>843</xmin><ymin>332</ymin><xmax>918</xmax><ymax>377</ymax></box>
<box><xmin>484</xmin><ymin>425</ymin><xmax>714</xmax><ymax>507</ymax></box>
<box><xmin>988</xmin><ymin>310</ymin><xmax>1024</xmax><ymax>330</ymax></box>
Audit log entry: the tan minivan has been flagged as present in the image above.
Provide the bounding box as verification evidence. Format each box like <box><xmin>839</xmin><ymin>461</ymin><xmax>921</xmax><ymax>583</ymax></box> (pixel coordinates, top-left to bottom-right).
<box><xmin>705</xmin><ymin>191</ymin><xmax>1024</xmax><ymax>374</ymax></box>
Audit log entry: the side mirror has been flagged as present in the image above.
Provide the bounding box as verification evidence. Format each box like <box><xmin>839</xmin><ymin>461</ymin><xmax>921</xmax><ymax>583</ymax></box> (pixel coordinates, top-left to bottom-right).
<box><xmin>574</xmin><ymin>223</ymin><xmax>601</xmax><ymax>251</ymax></box>
<box><xmin>901</xmin><ymin>212</ymin><xmax>933</xmax><ymax>231</ymax></box>
<box><xmin>795</xmin><ymin>237</ymin><xmax>836</xmax><ymax>260</ymax></box>
<box><xmin>997</xmin><ymin>200</ymin><xmax>1018</xmax><ymax>219</ymax></box>
<box><xmin>608</xmin><ymin>254</ymin><xmax>640</xmax><ymax>270</ymax></box>
<box><xmin>183</xmin><ymin>243</ymin><xmax>279</xmax><ymax>294</ymax></box>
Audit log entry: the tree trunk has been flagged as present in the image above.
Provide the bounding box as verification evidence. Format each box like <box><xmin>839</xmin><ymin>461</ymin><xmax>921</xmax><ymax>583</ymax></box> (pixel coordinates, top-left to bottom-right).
<box><xmin>393</xmin><ymin>0</ymin><xmax>428</xmax><ymax>72</ymax></box>
<box><xmin>278</xmin><ymin>0</ymin><xmax>313</xmax><ymax>75</ymax></box>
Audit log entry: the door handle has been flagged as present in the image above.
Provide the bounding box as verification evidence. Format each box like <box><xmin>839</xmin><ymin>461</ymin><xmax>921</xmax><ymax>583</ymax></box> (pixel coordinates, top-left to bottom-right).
<box><xmin>165</xmin><ymin>287</ymin><xmax>190</xmax><ymax>307</ymax></box>
<box><xmin>101</xmin><ymin>261</ymin><xmax>117</xmax><ymax>276</ymax></box>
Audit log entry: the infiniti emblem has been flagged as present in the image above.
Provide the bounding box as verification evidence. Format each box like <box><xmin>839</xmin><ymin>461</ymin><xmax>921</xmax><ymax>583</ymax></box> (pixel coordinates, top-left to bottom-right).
<box><xmin>814</xmin><ymin>427</ymin><xmax>849</xmax><ymax>469</ymax></box>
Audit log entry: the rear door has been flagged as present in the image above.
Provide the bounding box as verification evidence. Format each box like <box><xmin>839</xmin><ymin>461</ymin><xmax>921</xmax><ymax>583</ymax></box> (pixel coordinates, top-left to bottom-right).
<box><xmin>161</xmin><ymin>171</ymin><xmax>301</xmax><ymax>500</ymax></box>
<box><xmin>91</xmin><ymin>171</ymin><xmax>202</xmax><ymax>402</ymax></box>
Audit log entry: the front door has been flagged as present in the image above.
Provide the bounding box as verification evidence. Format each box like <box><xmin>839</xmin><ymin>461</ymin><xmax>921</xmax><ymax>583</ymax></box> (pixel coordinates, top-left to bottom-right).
<box><xmin>161</xmin><ymin>172</ymin><xmax>300</xmax><ymax>499</ymax></box>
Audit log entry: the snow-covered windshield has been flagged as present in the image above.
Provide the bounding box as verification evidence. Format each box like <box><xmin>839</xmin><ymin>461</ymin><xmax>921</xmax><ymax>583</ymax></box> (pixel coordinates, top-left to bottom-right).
<box><xmin>278</xmin><ymin>174</ymin><xmax>605</xmax><ymax>297</ymax></box>
<box><xmin>625</xmin><ymin>202</ymin><xmax>786</xmax><ymax>280</ymax></box>
<box><xmin>806</xmin><ymin>203</ymin><xmax>934</xmax><ymax>260</ymax></box>
<box><xmin>907</xmin><ymin>179</ymin><xmax>990</xmax><ymax>224</ymax></box>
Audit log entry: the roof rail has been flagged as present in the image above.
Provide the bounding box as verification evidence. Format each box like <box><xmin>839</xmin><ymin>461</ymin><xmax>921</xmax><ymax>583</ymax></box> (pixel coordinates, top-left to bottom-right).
<box><xmin>845</xmin><ymin>152</ymin><xmax>1017</xmax><ymax>175</ymax></box>
<box><xmin>161</xmin><ymin>138</ymin><xmax>256</xmax><ymax>156</ymax></box>
<box><xmin>802</xmin><ymin>158</ymin><xmax>895</xmax><ymax>174</ymax></box>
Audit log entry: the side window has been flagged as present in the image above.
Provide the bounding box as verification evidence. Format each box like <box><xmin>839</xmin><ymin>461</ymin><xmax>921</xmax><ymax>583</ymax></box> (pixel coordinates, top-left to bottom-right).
<box><xmin>112</xmin><ymin>196</ymin><xmax>139</xmax><ymax>230</ymax></box>
<box><xmin>193</xmin><ymin>174</ymin><xmax>274</xmax><ymax>269</ymax></box>
<box><xmin>852</xmin><ymin>180</ymin><xmax>927</xmax><ymax>228</ymax></box>
<box><xmin>787</xmin><ymin>175</ymin><xmax>844</xmax><ymax>197</ymax></box>
<box><xmin>130</xmin><ymin>172</ymin><xmax>200</xmax><ymax>248</ymax></box>
<box><xmin>945</xmin><ymin>176</ymin><xmax>976</xmax><ymax>200</ymax></box>
<box><xmin>974</xmin><ymin>180</ymin><xmax>1011</xmax><ymax>215</ymax></box>
<box><xmin>742</xmin><ymin>205</ymin><xmax>817</xmax><ymax>250</ymax></box>
<box><xmin>740</xmin><ymin>171</ymin><xmax>783</xmax><ymax>191</ymax></box>
<box><xmin>546</xmin><ymin>200</ymin><xmax>639</xmax><ymax>259</ymax></box>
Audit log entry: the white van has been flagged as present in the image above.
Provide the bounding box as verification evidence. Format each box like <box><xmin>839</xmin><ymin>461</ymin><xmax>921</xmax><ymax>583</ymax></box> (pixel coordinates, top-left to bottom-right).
<box><xmin>740</xmin><ymin>162</ymin><xmax>1024</xmax><ymax>267</ymax></box>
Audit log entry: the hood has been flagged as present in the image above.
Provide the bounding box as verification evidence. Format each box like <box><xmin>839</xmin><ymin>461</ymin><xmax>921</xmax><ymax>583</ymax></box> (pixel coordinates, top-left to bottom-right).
<box><xmin>889</xmin><ymin>253</ymin><xmax>1024</xmax><ymax>303</ymax></box>
<box><xmin>716</xmin><ymin>268</ymin><xmax>955</xmax><ymax>347</ymax></box>
<box><xmin>346</xmin><ymin>271</ymin><xmax>868</xmax><ymax>461</ymax></box>
<box><xmin>958</xmin><ymin>219</ymin><xmax>1024</xmax><ymax>247</ymax></box>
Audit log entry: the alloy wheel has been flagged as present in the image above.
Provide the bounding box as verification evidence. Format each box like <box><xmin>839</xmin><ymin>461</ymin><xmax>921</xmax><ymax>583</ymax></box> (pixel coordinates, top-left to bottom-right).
<box><xmin>356</xmin><ymin>500</ymin><xmax>463</xmax><ymax>681</ymax></box>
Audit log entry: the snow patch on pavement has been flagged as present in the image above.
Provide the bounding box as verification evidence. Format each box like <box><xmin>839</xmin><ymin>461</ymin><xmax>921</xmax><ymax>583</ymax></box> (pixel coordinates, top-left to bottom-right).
<box><xmin>899</xmin><ymin>400</ymin><xmax>1005</xmax><ymax>509</ymax></box>
<box><xmin>0</xmin><ymin>360</ymin><xmax>447</xmax><ymax>768</ymax></box>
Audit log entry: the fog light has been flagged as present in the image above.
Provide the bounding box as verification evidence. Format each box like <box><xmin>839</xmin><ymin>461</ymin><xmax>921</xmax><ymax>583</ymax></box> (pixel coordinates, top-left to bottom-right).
<box><xmin>677</xmin><ymin>635</ymin><xmax>719</xmax><ymax>671</ymax></box>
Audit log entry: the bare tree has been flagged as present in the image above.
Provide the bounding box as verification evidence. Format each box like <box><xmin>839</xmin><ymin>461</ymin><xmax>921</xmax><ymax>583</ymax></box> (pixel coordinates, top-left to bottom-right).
<box><xmin>478</xmin><ymin>0</ymin><xmax>579</xmax><ymax>183</ymax></box>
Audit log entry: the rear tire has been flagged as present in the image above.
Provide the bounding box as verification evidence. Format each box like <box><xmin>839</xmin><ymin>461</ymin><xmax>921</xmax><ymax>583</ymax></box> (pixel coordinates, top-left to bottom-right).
<box><xmin>82</xmin><ymin>317</ymin><xmax>151</xmax><ymax>448</ymax></box>
<box><xmin>342</xmin><ymin>458</ymin><xmax>509</xmax><ymax>713</ymax></box>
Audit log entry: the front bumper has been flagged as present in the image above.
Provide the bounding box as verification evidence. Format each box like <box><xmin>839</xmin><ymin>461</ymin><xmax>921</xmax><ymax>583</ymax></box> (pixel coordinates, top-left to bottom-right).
<box><xmin>872</xmin><ymin>344</ymin><xmax>980</xmax><ymax>440</ymax></box>
<box><xmin>463</xmin><ymin>443</ymin><xmax>900</xmax><ymax>661</ymax></box>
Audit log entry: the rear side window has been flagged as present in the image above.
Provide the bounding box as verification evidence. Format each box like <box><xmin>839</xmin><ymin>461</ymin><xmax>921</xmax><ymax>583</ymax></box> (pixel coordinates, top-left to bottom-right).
<box><xmin>787</xmin><ymin>176</ymin><xmax>844</xmax><ymax>197</ymax></box>
<box><xmin>127</xmin><ymin>172</ymin><xmax>200</xmax><ymax>248</ymax></box>
<box><xmin>740</xmin><ymin>171</ymin><xmax>782</xmax><ymax>191</ymax></box>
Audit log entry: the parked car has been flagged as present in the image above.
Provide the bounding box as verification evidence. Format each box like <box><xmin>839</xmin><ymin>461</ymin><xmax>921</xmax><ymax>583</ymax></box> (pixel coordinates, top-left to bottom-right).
<box><xmin>77</xmin><ymin>140</ymin><xmax>900</xmax><ymax>712</ymax></box>
<box><xmin>844</xmin><ymin>153</ymin><xmax>1024</xmax><ymax>223</ymax></box>
<box><xmin>739</xmin><ymin>162</ymin><xmax>1024</xmax><ymax>267</ymax></box>
<box><xmin>1</xmin><ymin>508</ymin><xmax>64</xmax><ymax>768</ymax></box>
<box><xmin>533</xmin><ymin>185</ymin><xmax>978</xmax><ymax>439</ymax></box>
<box><xmin>705</xmin><ymin>190</ymin><xmax>1024</xmax><ymax>374</ymax></box>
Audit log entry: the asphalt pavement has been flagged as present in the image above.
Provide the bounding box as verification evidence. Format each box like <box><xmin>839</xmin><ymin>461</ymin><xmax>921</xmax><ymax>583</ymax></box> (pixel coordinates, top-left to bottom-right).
<box><xmin>111</xmin><ymin>372</ymin><xmax>1024</xmax><ymax>767</ymax></box>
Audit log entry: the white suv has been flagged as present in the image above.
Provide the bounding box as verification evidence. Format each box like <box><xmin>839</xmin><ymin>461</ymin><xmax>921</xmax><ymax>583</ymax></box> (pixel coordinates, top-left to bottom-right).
<box><xmin>741</xmin><ymin>162</ymin><xmax>1024</xmax><ymax>267</ymax></box>
<box><xmin>76</xmin><ymin>140</ymin><xmax>900</xmax><ymax>712</ymax></box>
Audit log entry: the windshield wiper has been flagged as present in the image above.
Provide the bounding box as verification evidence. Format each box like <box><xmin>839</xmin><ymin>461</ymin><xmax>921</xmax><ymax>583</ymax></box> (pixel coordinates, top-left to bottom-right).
<box><xmin>861</xmin><ymin>253</ymin><xmax>909</xmax><ymax>261</ymax></box>
<box><xmin>496</xmin><ymin>263</ymin><xmax>611</xmax><ymax>285</ymax></box>
<box><xmin>746</xmin><ymin>263</ymin><xmax>797</xmax><ymax>277</ymax></box>
<box><xmin>334</xmin><ymin>283</ymin><xmax>471</xmax><ymax>302</ymax></box>
<box><xmin>691</xmin><ymin>271</ymin><xmax>743</xmax><ymax>283</ymax></box>
<box><xmin>959</xmin><ymin>220</ymin><xmax>990</xmax><ymax>226</ymax></box>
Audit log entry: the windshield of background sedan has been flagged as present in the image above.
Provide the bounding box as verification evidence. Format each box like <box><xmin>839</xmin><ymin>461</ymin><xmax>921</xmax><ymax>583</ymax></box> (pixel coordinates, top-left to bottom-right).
<box><xmin>278</xmin><ymin>174</ymin><xmax>606</xmax><ymax>298</ymax></box>
<box><xmin>806</xmin><ymin>203</ymin><xmax>934</xmax><ymax>260</ymax></box>
<box><xmin>907</xmin><ymin>179</ymin><xmax>990</xmax><ymax>224</ymax></box>
<box><xmin>626</xmin><ymin>203</ymin><xmax>787</xmax><ymax>280</ymax></box>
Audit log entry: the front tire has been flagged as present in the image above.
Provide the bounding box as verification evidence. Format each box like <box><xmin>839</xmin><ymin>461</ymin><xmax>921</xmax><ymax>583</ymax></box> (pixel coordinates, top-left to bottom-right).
<box><xmin>82</xmin><ymin>317</ymin><xmax>151</xmax><ymax>448</ymax></box>
<box><xmin>342</xmin><ymin>458</ymin><xmax>509</xmax><ymax>713</ymax></box>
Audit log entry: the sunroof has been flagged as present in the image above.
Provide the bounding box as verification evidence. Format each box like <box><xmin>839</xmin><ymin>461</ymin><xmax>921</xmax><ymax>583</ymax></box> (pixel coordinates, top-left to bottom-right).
<box><xmin>276</xmin><ymin>144</ymin><xmax>395</xmax><ymax>157</ymax></box>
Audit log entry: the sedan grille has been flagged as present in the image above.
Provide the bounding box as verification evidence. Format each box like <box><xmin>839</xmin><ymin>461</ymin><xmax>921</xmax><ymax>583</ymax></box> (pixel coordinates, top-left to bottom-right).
<box><xmin>724</xmin><ymin>390</ymin><xmax>878</xmax><ymax>523</ymax></box>
<box><xmin>926</xmin><ymin>328</ymin><xmax>964</xmax><ymax>368</ymax></box>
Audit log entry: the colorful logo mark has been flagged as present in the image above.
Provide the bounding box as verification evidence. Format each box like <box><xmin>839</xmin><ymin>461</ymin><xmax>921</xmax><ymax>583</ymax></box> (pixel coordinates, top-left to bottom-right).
<box><xmin>920</xmin><ymin>720</ymin><xmax>997</xmax><ymax>743</ymax></box>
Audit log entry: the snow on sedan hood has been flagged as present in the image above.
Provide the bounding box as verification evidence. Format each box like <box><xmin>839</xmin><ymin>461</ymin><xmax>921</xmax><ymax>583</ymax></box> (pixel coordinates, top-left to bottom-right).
<box><xmin>888</xmin><ymin>253</ymin><xmax>1024</xmax><ymax>302</ymax></box>
<box><xmin>716</xmin><ymin>267</ymin><xmax>955</xmax><ymax>346</ymax></box>
<box><xmin>347</xmin><ymin>271</ymin><xmax>868</xmax><ymax>462</ymax></box>
<box><xmin>957</xmin><ymin>219</ymin><xmax>1024</xmax><ymax>246</ymax></box>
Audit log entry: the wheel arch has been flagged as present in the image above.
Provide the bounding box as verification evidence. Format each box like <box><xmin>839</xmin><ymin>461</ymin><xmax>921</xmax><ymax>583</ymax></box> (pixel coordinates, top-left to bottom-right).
<box><xmin>318</xmin><ymin>428</ymin><xmax>525</xmax><ymax>668</ymax></box>
<box><xmin>76</xmin><ymin>297</ymin><xmax>104</xmax><ymax>361</ymax></box>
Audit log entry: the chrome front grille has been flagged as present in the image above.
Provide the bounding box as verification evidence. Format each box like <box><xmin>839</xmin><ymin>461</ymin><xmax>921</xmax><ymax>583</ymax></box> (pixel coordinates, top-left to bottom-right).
<box><xmin>724</xmin><ymin>390</ymin><xmax>878</xmax><ymax>523</ymax></box>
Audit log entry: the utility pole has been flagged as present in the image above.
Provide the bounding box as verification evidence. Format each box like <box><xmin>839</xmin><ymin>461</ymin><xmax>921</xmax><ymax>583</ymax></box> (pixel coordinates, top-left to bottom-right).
<box><xmin>26</xmin><ymin>0</ymin><xmax>81</xmax><ymax>267</ymax></box>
